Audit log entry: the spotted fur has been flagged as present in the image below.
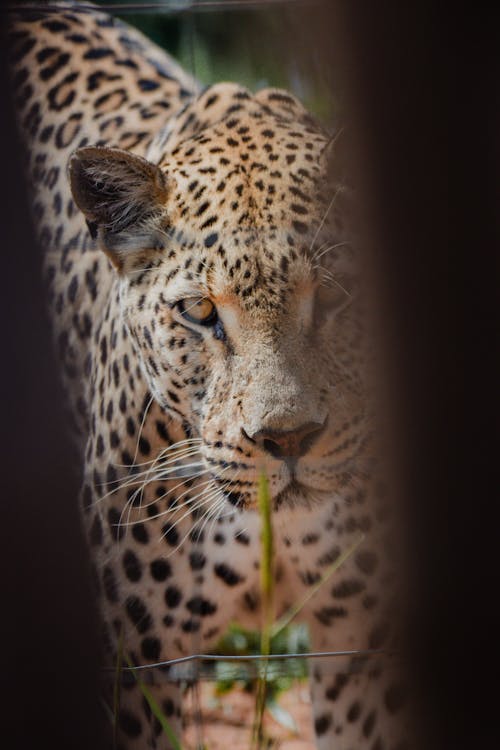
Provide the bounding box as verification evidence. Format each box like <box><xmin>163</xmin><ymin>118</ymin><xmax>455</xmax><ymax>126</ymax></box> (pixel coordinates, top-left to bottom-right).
<box><xmin>9</xmin><ymin>3</ymin><xmax>409</xmax><ymax>748</ymax></box>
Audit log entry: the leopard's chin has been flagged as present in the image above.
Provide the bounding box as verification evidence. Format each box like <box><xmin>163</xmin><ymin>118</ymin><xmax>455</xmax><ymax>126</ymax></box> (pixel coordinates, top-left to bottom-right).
<box><xmin>272</xmin><ymin>478</ymin><xmax>326</xmax><ymax>510</ymax></box>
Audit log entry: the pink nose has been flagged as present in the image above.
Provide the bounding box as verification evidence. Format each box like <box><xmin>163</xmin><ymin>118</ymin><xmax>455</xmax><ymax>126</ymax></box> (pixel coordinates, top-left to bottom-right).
<box><xmin>243</xmin><ymin>420</ymin><xmax>326</xmax><ymax>460</ymax></box>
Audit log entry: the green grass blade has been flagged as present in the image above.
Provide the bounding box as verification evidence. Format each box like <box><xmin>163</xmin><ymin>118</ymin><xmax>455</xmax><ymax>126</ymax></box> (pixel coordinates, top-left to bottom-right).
<box><xmin>251</xmin><ymin>470</ymin><xmax>275</xmax><ymax>749</ymax></box>
<box><xmin>258</xmin><ymin>470</ymin><xmax>274</xmax><ymax>647</ymax></box>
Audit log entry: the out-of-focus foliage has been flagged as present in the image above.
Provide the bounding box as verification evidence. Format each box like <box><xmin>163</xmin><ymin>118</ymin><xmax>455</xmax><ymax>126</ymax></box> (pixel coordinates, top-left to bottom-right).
<box><xmin>95</xmin><ymin>0</ymin><xmax>336</xmax><ymax>124</ymax></box>
<box><xmin>212</xmin><ymin>622</ymin><xmax>310</xmax><ymax>697</ymax></box>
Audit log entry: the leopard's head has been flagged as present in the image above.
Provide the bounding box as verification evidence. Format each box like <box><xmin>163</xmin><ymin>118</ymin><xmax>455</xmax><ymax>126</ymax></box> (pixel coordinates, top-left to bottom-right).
<box><xmin>70</xmin><ymin>84</ymin><xmax>367</xmax><ymax>510</ymax></box>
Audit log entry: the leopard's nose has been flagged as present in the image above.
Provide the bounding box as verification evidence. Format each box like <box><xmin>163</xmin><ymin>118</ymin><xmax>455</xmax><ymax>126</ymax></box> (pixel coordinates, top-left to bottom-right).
<box><xmin>242</xmin><ymin>420</ymin><xmax>327</xmax><ymax>460</ymax></box>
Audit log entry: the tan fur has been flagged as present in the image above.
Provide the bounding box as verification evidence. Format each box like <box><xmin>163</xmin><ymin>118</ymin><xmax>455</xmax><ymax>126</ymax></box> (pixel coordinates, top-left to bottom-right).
<box><xmin>9</xmin><ymin>4</ymin><xmax>409</xmax><ymax>748</ymax></box>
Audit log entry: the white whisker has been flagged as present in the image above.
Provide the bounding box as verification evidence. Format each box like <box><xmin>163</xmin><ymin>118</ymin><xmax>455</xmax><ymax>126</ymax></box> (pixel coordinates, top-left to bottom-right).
<box><xmin>204</xmin><ymin>494</ymin><xmax>232</xmax><ymax>540</ymax></box>
<box><xmin>310</xmin><ymin>188</ymin><xmax>341</xmax><ymax>255</ymax></box>
<box><xmin>313</xmin><ymin>240</ymin><xmax>351</xmax><ymax>263</ymax></box>
<box><xmin>120</xmin><ymin>472</ymin><xmax>216</xmax><ymax>528</ymax></box>
<box><xmin>94</xmin><ymin>451</ymin><xmax>203</xmax><ymax>505</ymax></box>
<box><xmin>116</xmin><ymin>463</ymin><xmax>212</xmax><ymax>532</ymax></box>
<box><xmin>317</xmin><ymin>267</ymin><xmax>353</xmax><ymax>299</ymax></box>
<box><xmin>106</xmin><ymin>449</ymin><xmax>202</xmax><ymax>487</ymax></box>
<box><xmin>132</xmin><ymin>393</ymin><xmax>155</xmax><ymax>466</ymax></box>
<box><xmin>163</xmin><ymin>487</ymin><xmax>227</xmax><ymax>557</ymax></box>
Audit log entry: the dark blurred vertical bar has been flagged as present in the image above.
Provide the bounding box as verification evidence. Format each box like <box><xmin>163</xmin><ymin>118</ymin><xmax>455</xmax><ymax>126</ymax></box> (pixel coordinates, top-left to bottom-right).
<box><xmin>322</xmin><ymin>1</ymin><xmax>499</xmax><ymax>748</ymax></box>
<box><xmin>0</xmin><ymin>18</ymin><xmax>106</xmax><ymax>750</ymax></box>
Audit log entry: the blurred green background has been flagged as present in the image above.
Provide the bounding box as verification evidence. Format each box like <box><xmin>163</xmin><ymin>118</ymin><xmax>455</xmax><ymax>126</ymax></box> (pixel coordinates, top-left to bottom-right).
<box><xmin>95</xmin><ymin>0</ymin><xmax>336</xmax><ymax>124</ymax></box>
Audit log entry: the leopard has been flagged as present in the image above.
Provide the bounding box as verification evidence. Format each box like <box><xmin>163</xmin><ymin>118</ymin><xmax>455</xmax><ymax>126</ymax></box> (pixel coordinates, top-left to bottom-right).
<box><xmin>8</xmin><ymin>3</ymin><xmax>410</xmax><ymax>749</ymax></box>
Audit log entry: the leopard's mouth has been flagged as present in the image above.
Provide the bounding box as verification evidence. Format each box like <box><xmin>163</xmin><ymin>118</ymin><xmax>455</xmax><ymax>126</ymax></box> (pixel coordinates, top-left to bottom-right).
<box><xmin>273</xmin><ymin>478</ymin><xmax>327</xmax><ymax>509</ymax></box>
<box><xmin>209</xmin><ymin>471</ymin><xmax>323</xmax><ymax>512</ymax></box>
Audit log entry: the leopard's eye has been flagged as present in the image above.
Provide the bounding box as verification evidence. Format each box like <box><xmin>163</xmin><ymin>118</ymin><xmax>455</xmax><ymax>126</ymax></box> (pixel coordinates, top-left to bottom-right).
<box><xmin>177</xmin><ymin>297</ymin><xmax>218</xmax><ymax>326</ymax></box>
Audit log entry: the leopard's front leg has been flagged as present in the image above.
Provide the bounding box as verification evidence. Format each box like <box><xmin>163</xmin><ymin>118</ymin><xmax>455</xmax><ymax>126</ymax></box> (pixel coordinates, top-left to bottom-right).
<box><xmin>307</xmin><ymin>650</ymin><xmax>409</xmax><ymax>750</ymax></box>
<box><xmin>275</xmin><ymin>506</ymin><xmax>410</xmax><ymax>749</ymax></box>
<box><xmin>304</xmin><ymin>562</ymin><xmax>410</xmax><ymax>749</ymax></box>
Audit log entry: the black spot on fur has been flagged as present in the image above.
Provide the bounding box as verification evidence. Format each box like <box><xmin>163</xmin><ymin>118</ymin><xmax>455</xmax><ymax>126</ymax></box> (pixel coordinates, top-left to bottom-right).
<box><xmin>150</xmin><ymin>559</ymin><xmax>172</xmax><ymax>581</ymax></box>
<box><xmin>186</xmin><ymin>596</ymin><xmax>217</xmax><ymax>616</ymax></box>
<box><xmin>84</xmin><ymin>47</ymin><xmax>114</xmax><ymax>60</ymax></box>
<box><xmin>165</xmin><ymin>585</ymin><xmax>182</xmax><ymax>608</ymax></box>
<box><xmin>204</xmin><ymin>232</ymin><xmax>218</xmax><ymax>248</ymax></box>
<box><xmin>214</xmin><ymin>562</ymin><xmax>244</xmax><ymax>586</ymax></box>
<box><xmin>40</xmin><ymin>51</ymin><xmax>70</xmax><ymax>81</ymax></box>
<box><xmin>102</xmin><ymin>566</ymin><xmax>118</xmax><ymax>603</ymax></box>
<box><xmin>181</xmin><ymin>619</ymin><xmax>200</xmax><ymax>633</ymax></box>
<box><xmin>162</xmin><ymin>522</ymin><xmax>179</xmax><ymax>547</ymax></box>
<box><xmin>141</xmin><ymin>636</ymin><xmax>161</xmax><ymax>662</ymax></box>
<box><xmin>189</xmin><ymin>550</ymin><xmax>206</xmax><ymax>570</ymax></box>
<box><xmin>162</xmin><ymin>698</ymin><xmax>175</xmax><ymax>716</ymax></box>
<box><xmin>107</xmin><ymin>507</ymin><xmax>124</xmax><ymax>541</ymax></box>
<box><xmin>123</xmin><ymin>550</ymin><xmax>142</xmax><ymax>582</ymax></box>
<box><xmin>314</xmin><ymin>605</ymin><xmax>348</xmax><ymax>627</ymax></box>
<box><xmin>363</xmin><ymin>711</ymin><xmax>376</xmax><ymax>738</ymax></box>
<box><xmin>132</xmin><ymin>523</ymin><xmax>149</xmax><ymax>544</ymax></box>
<box><xmin>314</xmin><ymin>714</ymin><xmax>332</xmax><ymax>736</ymax></box>
<box><xmin>331</xmin><ymin>579</ymin><xmax>365</xmax><ymax>598</ymax></box>
<box><xmin>325</xmin><ymin>673</ymin><xmax>350</xmax><ymax>702</ymax></box>
<box><xmin>119</xmin><ymin>709</ymin><xmax>142</xmax><ymax>738</ymax></box>
<box><xmin>355</xmin><ymin>550</ymin><xmax>378</xmax><ymax>575</ymax></box>
<box><xmin>235</xmin><ymin>530</ymin><xmax>250</xmax><ymax>545</ymax></box>
<box><xmin>125</xmin><ymin>596</ymin><xmax>152</xmax><ymax>634</ymax></box>
<box><xmin>369</xmin><ymin>622</ymin><xmax>389</xmax><ymax>649</ymax></box>
<box><xmin>347</xmin><ymin>701</ymin><xmax>361</xmax><ymax>722</ymax></box>
<box><xmin>138</xmin><ymin>78</ymin><xmax>160</xmax><ymax>92</ymax></box>
<box><xmin>48</xmin><ymin>71</ymin><xmax>78</xmax><ymax>111</ymax></box>
<box><xmin>138</xmin><ymin>436</ymin><xmax>151</xmax><ymax>455</ymax></box>
<box><xmin>42</xmin><ymin>19</ymin><xmax>69</xmax><ymax>32</ymax></box>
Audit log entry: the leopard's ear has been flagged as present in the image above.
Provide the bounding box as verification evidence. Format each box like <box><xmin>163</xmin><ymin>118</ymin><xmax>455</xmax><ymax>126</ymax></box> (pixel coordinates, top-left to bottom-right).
<box><xmin>68</xmin><ymin>146</ymin><xmax>171</xmax><ymax>270</ymax></box>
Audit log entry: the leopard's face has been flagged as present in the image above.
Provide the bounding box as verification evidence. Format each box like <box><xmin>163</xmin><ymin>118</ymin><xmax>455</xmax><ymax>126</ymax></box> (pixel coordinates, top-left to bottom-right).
<box><xmin>71</xmin><ymin>86</ymin><xmax>366</xmax><ymax>510</ymax></box>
